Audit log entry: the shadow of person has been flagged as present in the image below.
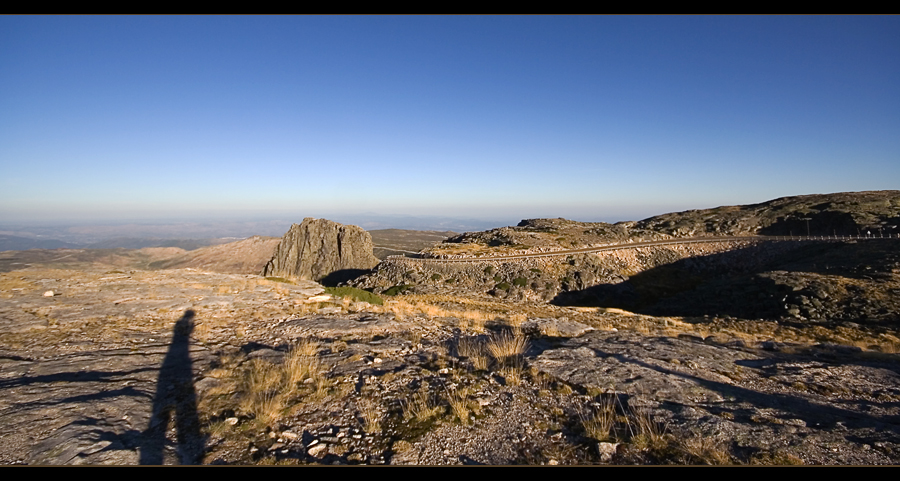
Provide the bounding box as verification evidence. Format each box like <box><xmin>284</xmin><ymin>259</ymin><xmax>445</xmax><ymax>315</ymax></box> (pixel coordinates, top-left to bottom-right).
<box><xmin>140</xmin><ymin>310</ymin><xmax>204</xmax><ymax>464</ymax></box>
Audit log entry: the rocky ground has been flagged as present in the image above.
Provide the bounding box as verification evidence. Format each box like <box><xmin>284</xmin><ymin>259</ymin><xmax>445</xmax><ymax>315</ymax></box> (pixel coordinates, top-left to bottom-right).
<box><xmin>1</xmin><ymin>191</ymin><xmax>898</xmax><ymax>465</ymax></box>
<box><xmin>1</xmin><ymin>261</ymin><xmax>899</xmax><ymax>465</ymax></box>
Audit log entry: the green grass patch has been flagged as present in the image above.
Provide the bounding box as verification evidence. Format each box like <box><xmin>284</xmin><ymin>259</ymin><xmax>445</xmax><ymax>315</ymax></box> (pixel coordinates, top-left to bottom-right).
<box><xmin>324</xmin><ymin>286</ymin><xmax>384</xmax><ymax>305</ymax></box>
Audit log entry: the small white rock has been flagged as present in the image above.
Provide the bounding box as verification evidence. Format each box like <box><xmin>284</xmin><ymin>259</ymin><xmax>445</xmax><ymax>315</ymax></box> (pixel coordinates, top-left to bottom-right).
<box><xmin>597</xmin><ymin>442</ymin><xmax>619</xmax><ymax>462</ymax></box>
<box><xmin>308</xmin><ymin>444</ymin><xmax>328</xmax><ymax>458</ymax></box>
<box><xmin>43</xmin><ymin>290</ymin><xmax>54</xmax><ymax>297</ymax></box>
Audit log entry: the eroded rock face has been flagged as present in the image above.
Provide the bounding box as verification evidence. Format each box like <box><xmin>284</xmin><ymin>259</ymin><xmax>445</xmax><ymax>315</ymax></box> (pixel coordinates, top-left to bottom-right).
<box><xmin>262</xmin><ymin>218</ymin><xmax>380</xmax><ymax>282</ymax></box>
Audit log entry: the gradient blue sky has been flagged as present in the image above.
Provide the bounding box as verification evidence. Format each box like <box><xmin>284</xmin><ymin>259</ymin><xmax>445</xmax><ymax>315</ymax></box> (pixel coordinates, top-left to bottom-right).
<box><xmin>2</xmin><ymin>16</ymin><xmax>898</xmax><ymax>227</ymax></box>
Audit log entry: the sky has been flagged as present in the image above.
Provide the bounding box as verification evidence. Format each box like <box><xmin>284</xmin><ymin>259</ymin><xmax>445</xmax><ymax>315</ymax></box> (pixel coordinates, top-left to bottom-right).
<box><xmin>1</xmin><ymin>16</ymin><xmax>898</xmax><ymax>229</ymax></box>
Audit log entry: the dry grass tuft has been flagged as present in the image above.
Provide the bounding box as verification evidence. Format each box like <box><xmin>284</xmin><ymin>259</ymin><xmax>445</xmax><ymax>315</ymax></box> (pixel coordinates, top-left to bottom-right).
<box><xmin>284</xmin><ymin>339</ymin><xmax>323</xmax><ymax>396</ymax></box>
<box><xmin>626</xmin><ymin>402</ymin><xmax>667</xmax><ymax>450</ymax></box>
<box><xmin>203</xmin><ymin>337</ymin><xmax>329</xmax><ymax>429</ymax></box>
<box><xmin>679</xmin><ymin>434</ymin><xmax>733</xmax><ymax>465</ymax></box>
<box><xmin>486</xmin><ymin>329</ymin><xmax>529</xmax><ymax>361</ymax></box>
<box><xmin>358</xmin><ymin>397</ymin><xmax>382</xmax><ymax>433</ymax></box>
<box><xmin>581</xmin><ymin>396</ymin><xmax>617</xmax><ymax>442</ymax></box>
<box><xmin>404</xmin><ymin>384</ymin><xmax>443</xmax><ymax>422</ymax></box>
<box><xmin>485</xmin><ymin>330</ymin><xmax>529</xmax><ymax>384</ymax></box>
<box><xmin>458</xmin><ymin>336</ymin><xmax>490</xmax><ymax>371</ymax></box>
<box><xmin>239</xmin><ymin>359</ymin><xmax>285</xmax><ymax>426</ymax></box>
<box><xmin>446</xmin><ymin>388</ymin><xmax>470</xmax><ymax>425</ymax></box>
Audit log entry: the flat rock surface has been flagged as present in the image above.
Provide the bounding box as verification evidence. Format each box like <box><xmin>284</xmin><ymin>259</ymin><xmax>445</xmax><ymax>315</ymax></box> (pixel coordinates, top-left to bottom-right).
<box><xmin>532</xmin><ymin>330</ymin><xmax>900</xmax><ymax>464</ymax></box>
<box><xmin>1</xmin><ymin>265</ymin><xmax>899</xmax><ymax>465</ymax></box>
<box><xmin>0</xmin><ymin>267</ymin><xmax>323</xmax><ymax>464</ymax></box>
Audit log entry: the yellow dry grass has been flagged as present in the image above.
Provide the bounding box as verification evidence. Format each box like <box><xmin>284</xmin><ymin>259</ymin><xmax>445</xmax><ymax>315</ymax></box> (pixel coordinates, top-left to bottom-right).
<box><xmin>239</xmin><ymin>358</ymin><xmax>285</xmax><ymax>426</ymax></box>
<box><xmin>445</xmin><ymin>387</ymin><xmax>470</xmax><ymax>425</ymax></box>
<box><xmin>626</xmin><ymin>402</ymin><xmax>667</xmax><ymax>451</ymax></box>
<box><xmin>458</xmin><ymin>336</ymin><xmax>490</xmax><ymax>371</ymax></box>
<box><xmin>357</xmin><ymin>397</ymin><xmax>382</xmax><ymax>433</ymax></box>
<box><xmin>379</xmin><ymin>298</ymin><xmax>493</xmax><ymax>332</ymax></box>
<box><xmin>404</xmin><ymin>384</ymin><xmax>443</xmax><ymax>422</ymax></box>
<box><xmin>201</xmin><ymin>338</ymin><xmax>328</xmax><ymax>429</ymax></box>
<box><xmin>0</xmin><ymin>274</ymin><xmax>38</xmax><ymax>296</ymax></box>
<box><xmin>581</xmin><ymin>396</ymin><xmax>617</xmax><ymax>442</ymax></box>
<box><xmin>284</xmin><ymin>339</ymin><xmax>323</xmax><ymax>396</ymax></box>
<box><xmin>679</xmin><ymin>434</ymin><xmax>733</xmax><ymax>465</ymax></box>
<box><xmin>486</xmin><ymin>329</ymin><xmax>529</xmax><ymax>360</ymax></box>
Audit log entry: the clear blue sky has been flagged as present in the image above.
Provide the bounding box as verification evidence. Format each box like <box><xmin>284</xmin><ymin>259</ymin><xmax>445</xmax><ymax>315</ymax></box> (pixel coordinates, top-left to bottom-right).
<box><xmin>2</xmin><ymin>16</ymin><xmax>898</xmax><ymax>226</ymax></box>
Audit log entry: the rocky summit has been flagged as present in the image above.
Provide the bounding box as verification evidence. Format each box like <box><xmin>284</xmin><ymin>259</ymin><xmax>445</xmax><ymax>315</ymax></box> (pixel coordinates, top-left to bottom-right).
<box><xmin>262</xmin><ymin>218</ymin><xmax>380</xmax><ymax>284</ymax></box>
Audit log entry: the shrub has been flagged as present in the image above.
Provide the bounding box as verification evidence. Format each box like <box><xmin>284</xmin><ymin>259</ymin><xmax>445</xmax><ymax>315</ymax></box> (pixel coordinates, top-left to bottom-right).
<box><xmin>513</xmin><ymin>277</ymin><xmax>528</xmax><ymax>287</ymax></box>
<box><xmin>495</xmin><ymin>282</ymin><xmax>510</xmax><ymax>291</ymax></box>
<box><xmin>431</xmin><ymin>273</ymin><xmax>442</xmax><ymax>281</ymax></box>
<box><xmin>383</xmin><ymin>284</ymin><xmax>411</xmax><ymax>296</ymax></box>
<box><xmin>324</xmin><ymin>286</ymin><xmax>384</xmax><ymax>305</ymax></box>
<box><xmin>484</xmin><ymin>266</ymin><xmax>495</xmax><ymax>275</ymax></box>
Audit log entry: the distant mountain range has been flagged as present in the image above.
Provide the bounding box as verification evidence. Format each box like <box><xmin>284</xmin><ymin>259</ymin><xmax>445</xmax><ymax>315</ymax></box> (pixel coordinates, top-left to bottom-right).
<box><xmin>0</xmin><ymin>235</ymin><xmax>80</xmax><ymax>251</ymax></box>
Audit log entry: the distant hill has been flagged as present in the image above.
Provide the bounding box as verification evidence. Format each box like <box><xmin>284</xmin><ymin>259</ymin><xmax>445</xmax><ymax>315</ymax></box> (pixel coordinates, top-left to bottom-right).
<box><xmin>634</xmin><ymin>190</ymin><xmax>900</xmax><ymax>237</ymax></box>
<box><xmin>0</xmin><ymin>235</ymin><xmax>237</xmax><ymax>252</ymax></box>
<box><xmin>85</xmin><ymin>237</ymin><xmax>232</xmax><ymax>250</ymax></box>
<box><xmin>148</xmin><ymin>236</ymin><xmax>281</xmax><ymax>274</ymax></box>
<box><xmin>0</xmin><ymin>235</ymin><xmax>79</xmax><ymax>251</ymax></box>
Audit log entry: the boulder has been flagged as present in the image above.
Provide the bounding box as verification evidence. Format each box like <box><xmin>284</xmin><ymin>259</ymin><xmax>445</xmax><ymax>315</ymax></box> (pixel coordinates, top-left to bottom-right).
<box><xmin>262</xmin><ymin>218</ymin><xmax>380</xmax><ymax>283</ymax></box>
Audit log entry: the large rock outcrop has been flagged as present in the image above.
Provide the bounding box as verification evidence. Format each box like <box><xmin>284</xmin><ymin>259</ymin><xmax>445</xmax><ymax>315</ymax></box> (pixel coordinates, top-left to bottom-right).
<box><xmin>262</xmin><ymin>218</ymin><xmax>380</xmax><ymax>283</ymax></box>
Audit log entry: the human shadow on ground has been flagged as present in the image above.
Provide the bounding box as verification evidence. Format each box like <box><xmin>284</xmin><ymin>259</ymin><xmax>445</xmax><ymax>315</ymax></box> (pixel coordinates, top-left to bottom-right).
<box><xmin>139</xmin><ymin>310</ymin><xmax>205</xmax><ymax>465</ymax></box>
